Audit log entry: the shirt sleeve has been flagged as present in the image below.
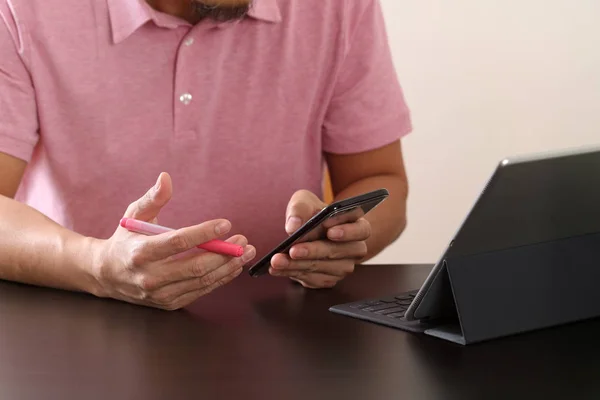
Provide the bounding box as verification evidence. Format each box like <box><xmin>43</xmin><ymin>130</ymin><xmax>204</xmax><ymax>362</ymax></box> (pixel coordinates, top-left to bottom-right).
<box><xmin>322</xmin><ymin>0</ymin><xmax>412</xmax><ymax>155</ymax></box>
<box><xmin>0</xmin><ymin>5</ymin><xmax>38</xmax><ymax>162</ymax></box>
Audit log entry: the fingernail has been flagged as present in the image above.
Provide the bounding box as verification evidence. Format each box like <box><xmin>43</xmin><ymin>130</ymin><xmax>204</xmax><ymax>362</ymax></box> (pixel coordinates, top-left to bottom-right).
<box><xmin>215</xmin><ymin>221</ymin><xmax>231</xmax><ymax>235</ymax></box>
<box><xmin>154</xmin><ymin>176</ymin><xmax>161</xmax><ymax>191</ymax></box>
<box><xmin>242</xmin><ymin>247</ymin><xmax>256</xmax><ymax>263</ymax></box>
<box><xmin>294</xmin><ymin>247</ymin><xmax>308</xmax><ymax>258</ymax></box>
<box><xmin>286</xmin><ymin>217</ymin><xmax>302</xmax><ymax>234</ymax></box>
<box><xmin>275</xmin><ymin>257</ymin><xmax>290</xmax><ymax>269</ymax></box>
<box><xmin>233</xmin><ymin>236</ymin><xmax>246</xmax><ymax>245</ymax></box>
<box><xmin>329</xmin><ymin>228</ymin><xmax>344</xmax><ymax>239</ymax></box>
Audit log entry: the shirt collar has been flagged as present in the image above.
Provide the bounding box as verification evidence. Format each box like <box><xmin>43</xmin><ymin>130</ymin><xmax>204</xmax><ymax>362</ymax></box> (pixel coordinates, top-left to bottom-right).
<box><xmin>246</xmin><ymin>0</ymin><xmax>282</xmax><ymax>24</ymax></box>
<box><xmin>108</xmin><ymin>0</ymin><xmax>282</xmax><ymax>44</ymax></box>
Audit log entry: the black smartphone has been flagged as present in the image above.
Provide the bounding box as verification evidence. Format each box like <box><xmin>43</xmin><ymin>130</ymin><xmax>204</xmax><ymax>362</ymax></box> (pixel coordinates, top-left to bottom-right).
<box><xmin>248</xmin><ymin>188</ymin><xmax>390</xmax><ymax>278</ymax></box>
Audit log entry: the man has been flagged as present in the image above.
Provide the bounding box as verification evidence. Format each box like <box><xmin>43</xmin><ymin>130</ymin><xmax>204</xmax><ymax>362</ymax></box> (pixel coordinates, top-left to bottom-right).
<box><xmin>0</xmin><ymin>0</ymin><xmax>411</xmax><ymax>310</ymax></box>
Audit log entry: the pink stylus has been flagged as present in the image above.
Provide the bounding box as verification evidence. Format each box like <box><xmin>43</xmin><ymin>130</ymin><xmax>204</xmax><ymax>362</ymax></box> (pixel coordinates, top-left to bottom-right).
<box><xmin>119</xmin><ymin>218</ymin><xmax>244</xmax><ymax>258</ymax></box>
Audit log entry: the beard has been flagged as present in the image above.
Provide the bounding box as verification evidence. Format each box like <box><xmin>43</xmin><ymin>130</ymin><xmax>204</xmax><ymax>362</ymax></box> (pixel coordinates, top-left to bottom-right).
<box><xmin>190</xmin><ymin>0</ymin><xmax>252</xmax><ymax>22</ymax></box>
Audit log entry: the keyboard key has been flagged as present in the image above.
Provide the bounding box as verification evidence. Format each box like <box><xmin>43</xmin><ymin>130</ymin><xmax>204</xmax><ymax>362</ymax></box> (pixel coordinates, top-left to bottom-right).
<box><xmin>363</xmin><ymin>303</ymin><xmax>400</xmax><ymax>312</ymax></box>
<box><xmin>375</xmin><ymin>306</ymin><xmax>407</xmax><ymax>315</ymax></box>
<box><xmin>395</xmin><ymin>294</ymin><xmax>414</xmax><ymax>301</ymax></box>
<box><xmin>396</xmin><ymin>300</ymin><xmax>413</xmax><ymax>306</ymax></box>
<box><xmin>387</xmin><ymin>311</ymin><xmax>406</xmax><ymax>318</ymax></box>
<box><xmin>364</xmin><ymin>300</ymin><xmax>383</xmax><ymax>306</ymax></box>
<box><xmin>350</xmin><ymin>300</ymin><xmax>383</xmax><ymax>309</ymax></box>
<box><xmin>349</xmin><ymin>303</ymin><xmax>366</xmax><ymax>309</ymax></box>
<box><xmin>379</xmin><ymin>297</ymin><xmax>398</xmax><ymax>303</ymax></box>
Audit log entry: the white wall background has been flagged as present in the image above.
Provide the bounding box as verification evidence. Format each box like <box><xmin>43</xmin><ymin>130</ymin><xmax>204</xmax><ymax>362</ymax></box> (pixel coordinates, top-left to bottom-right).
<box><xmin>368</xmin><ymin>0</ymin><xmax>600</xmax><ymax>265</ymax></box>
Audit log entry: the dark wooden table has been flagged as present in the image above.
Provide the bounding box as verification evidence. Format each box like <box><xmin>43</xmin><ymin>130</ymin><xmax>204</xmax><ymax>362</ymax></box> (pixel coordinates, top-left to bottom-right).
<box><xmin>1</xmin><ymin>264</ymin><xmax>600</xmax><ymax>400</ymax></box>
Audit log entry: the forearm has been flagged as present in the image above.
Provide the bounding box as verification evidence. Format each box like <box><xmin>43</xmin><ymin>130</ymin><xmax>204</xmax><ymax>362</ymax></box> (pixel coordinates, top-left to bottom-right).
<box><xmin>333</xmin><ymin>174</ymin><xmax>408</xmax><ymax>260</ymax></box>
<box><xmin>0</xmin><ymin>195</ymin><xmax>97</xmax><ymax>293</ymax></box>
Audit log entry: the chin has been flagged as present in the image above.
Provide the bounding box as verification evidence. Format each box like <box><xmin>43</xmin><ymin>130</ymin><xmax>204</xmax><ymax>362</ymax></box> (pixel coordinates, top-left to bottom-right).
<box><xmin>191</xmin><ymin>0</ymin><xmax>252</xmax><ymax>22</ymax></box>
<box><xmin>192</xmin><ymin>0</ymin><xmax>252</xmax><ymax>7</ymax></box>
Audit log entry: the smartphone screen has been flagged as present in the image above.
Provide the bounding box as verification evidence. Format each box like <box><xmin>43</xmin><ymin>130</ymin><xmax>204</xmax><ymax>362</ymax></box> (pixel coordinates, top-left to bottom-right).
<box><xmin>248</xmin><ymin>189</ymin><xmax>389</xmax><ymax>277</ymax></box>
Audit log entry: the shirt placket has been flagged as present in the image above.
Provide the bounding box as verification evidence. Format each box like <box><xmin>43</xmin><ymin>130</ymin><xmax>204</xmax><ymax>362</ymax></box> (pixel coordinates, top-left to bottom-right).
<box><xmin>173</xmin><ymin>27</ymin><xmax>201</xmax><ymax>138</ymax></box>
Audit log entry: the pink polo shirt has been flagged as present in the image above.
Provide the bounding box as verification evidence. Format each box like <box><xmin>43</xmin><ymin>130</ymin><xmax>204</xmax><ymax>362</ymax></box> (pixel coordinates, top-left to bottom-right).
<box><xmin>0</xmin><ymin>0</ymin><xmax>411</xmax><ymax>258</ymax></box>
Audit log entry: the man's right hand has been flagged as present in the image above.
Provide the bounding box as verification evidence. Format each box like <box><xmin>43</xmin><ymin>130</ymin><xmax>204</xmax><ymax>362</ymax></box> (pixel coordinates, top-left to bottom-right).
<box><xmin>89</xmin><ymin>173</ymin><xmax>256</xmax><ymax>310</ymax></box>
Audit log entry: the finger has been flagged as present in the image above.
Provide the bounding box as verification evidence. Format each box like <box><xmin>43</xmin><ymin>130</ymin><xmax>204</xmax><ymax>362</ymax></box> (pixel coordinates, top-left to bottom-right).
<box><xmin>157</xmin><ymin>267</ymin><xmax>244</xmax><ymax>310</ymax></box>
<box><xmin>159</xmin><ymin>239</ymin><xmax>255</xmax><ymax>284</ymax></box>
<box><xmin>289</xmin><ymin>273</ymin><xmax>342</xmax><ymax>289</ymax></box>
<box><xmin>149</xmin><ymin>251</ymin><xmax>250</xmax><ymax>307</ymax></box>
<box><xmin>327</xmin><ymin>218</ymin><xmax>372</xmax><ymax>242</ymax></box>
<box><xmin>270</xmin><ymin>254</ymin><xmax>355</xmax><ymax>277</ymax></box>
<box><xmin>322</xmin><ymin>207</ymin><xmax>366</xmax><ymax>229</ymax></box>
<box><xmin>288</xmin><ymin>240</ymin><xmax>368</xmax><ymax>261</ymax></box>
<box><xmin>123</xmin><ymin>173</ymin><xmax>173</xmax><ymax>222</ymax></box>
<box><xmin>168</xmin><ymin>233</ymin><xmax>249</xmax><ymax>259</ymax></box>
<box><xmin>285</xmin><ymin>190</ymin><xmax>325</xmax><ymax>234</ymax></box>
<box><xmin>142</xmin><ymin>219</ymin><xmax>234</xmax><ymax>260</ymax></box>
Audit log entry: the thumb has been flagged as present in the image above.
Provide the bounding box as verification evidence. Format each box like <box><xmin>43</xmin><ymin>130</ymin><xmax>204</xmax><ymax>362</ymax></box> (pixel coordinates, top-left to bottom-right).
<box><xmin>123</xmin><ymin>173</ymin><xmax>173</xmax><ymax>222</ymax></box>
<box><xmin>285</xmin><ymin>190</ymin><xmax>324</xmax><ymax>234</ymax></box>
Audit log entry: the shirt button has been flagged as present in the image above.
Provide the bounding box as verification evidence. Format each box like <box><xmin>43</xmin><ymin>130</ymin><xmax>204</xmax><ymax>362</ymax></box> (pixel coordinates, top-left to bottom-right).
<box><xmin>184</xmin><ymin>37</ymin><xmax>194</xmax><ymax>46</ymax></box>
<box><xmin>179</xmin><ymin>93</ymin><xmax>193</xmax><ymax>105</ymax></box>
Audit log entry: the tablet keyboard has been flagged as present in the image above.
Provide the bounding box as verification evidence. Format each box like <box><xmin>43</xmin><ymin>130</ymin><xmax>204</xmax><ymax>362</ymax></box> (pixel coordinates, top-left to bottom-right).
<box><xmin>348</xmin><ymin>291</ymin><xmax>416</xmax><ymax>317</ymax></box>
<box><xmin>329</xmin><ymin>290</ymin><xmax>434</xmax><ymax>333</ymax></box>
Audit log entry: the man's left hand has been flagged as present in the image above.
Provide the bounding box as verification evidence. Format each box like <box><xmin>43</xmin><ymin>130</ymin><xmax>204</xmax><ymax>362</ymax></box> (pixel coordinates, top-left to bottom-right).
<box><xmin>269</xmin><ymin>190</ymin><xmax>371</xmax><ymax>288</ymax></box>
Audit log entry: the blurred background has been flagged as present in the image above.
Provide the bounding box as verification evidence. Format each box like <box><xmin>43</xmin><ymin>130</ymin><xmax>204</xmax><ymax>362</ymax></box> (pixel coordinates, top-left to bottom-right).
<box><xmin>367</xmin><ymin>0</ymin><xmax>600</xmax><ymax>265</ymax></box>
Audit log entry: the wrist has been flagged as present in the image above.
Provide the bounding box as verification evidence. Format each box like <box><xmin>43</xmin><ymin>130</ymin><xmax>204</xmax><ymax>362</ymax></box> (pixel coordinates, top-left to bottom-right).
<box><xmin>64</xmin><ymin>235</ymin><xmax>106</xmax><ymax>297</ymax></box>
